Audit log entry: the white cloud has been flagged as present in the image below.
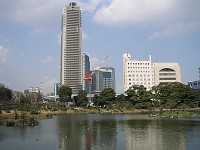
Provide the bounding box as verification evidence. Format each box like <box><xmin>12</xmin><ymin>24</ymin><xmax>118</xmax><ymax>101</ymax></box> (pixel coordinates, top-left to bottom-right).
<box><xmin>94</xmin><ymin>0</ymin><xmax>200</xmax><ymax>39</ymax></box>
<box><xmin>41</xmin><ymin>56</ymin><xmax>54</xmax><ymax>63</ymax></box>
<box><xmin>0</xmin><ymin>45</ymin><xmax>10</xmax><ymax>64</ymax></box>
<box><xmin>94</xmin><ymin>0</ymin><xmax>174</xmax><ymax>25</ymax></box>
<box><xmin>0</xmin><ymin>0</ymin><xmax>74</xmax><ymax>32</ymax></box>
<box><xmin>0</xmin><ymin>0</ymin><xmax>102</xmax><ymax>33</ymax></box>
<box><xmin>148</xmin><ymin>21</ymin><xmax>200</xmax><ymax>40</ymax></box>
<box><xmin>79</xmin><ymin>0</ymin><xmax>102</xmax><ymax>12</ymax></box>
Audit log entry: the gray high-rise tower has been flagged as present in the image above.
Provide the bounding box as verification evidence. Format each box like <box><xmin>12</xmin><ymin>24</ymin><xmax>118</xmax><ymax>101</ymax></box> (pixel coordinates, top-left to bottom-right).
<box><xmin>60</xmin><ymin>2</ymin><xmax>82</xmax><ymax>94</ymax></box>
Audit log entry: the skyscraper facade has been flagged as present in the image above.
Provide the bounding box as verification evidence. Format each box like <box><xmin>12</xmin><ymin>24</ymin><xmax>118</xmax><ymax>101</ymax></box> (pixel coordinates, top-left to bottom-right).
<box><xmin>82</xmin><ymin>53</ymin><xmax>90</xmax><ymax>94</ymax></box>
<box><xmin>60</xmin><ymin>2</ymin><xmax>82</xmax><ymax>94</ymax></box>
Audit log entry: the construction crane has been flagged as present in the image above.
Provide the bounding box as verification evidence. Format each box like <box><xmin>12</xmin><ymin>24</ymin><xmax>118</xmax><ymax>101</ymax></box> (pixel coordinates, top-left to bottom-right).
<box><xmin>84</xmin><ymin>56</ymin><xmax>108</xmax><ymax>107</ymax></box>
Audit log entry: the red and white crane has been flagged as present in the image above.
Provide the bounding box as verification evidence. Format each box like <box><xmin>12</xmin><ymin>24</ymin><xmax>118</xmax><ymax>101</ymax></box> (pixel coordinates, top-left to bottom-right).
<box><xmin>84</xmin><ymin>56</ymin><xmax>108</xmax><ymax>106</ymax></box>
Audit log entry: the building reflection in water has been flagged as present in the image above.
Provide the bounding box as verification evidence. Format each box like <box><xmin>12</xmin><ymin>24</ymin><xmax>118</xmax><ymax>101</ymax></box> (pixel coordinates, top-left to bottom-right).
<box><xmin>56</xmin><ymin>114</ymin><xmax>199</xmax><ymax>150</ymax></box>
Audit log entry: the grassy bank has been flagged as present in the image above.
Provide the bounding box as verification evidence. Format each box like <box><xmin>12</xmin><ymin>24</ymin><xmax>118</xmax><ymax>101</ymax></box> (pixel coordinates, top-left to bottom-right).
<box><xmin>1</xmin><ymin>107</ymin><xmax>200</xmax><ymax>117</ymax></box>
<box><xmin>1</xmin><ymin>107</ymin><xmax>200</xmax><ymax>126</ymax></box>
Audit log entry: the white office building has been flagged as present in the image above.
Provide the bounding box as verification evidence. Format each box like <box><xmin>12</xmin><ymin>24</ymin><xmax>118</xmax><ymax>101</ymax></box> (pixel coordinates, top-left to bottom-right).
<box><xmin>123</xmin><ymin>53</ymin><xmax>181</xmax><ymax>92</ymax></box>
<box><xmin>154</xmin><ymin>63</ymin><xmax>181</xmax><ymax>85</ymax></box>
<box><xmin>123</xmin><ymin>53</ymin><xmax>154</xmax><ymax>91</ymax></box>
<box><xmin>60</xmin><ymin>2</ymin><xmax>82</xmax><ymax>94</ymax></box>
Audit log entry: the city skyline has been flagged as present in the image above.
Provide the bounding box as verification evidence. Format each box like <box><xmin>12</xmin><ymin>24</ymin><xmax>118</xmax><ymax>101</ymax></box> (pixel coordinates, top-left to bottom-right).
<box><xmin>0</xmin><ymin>0</ymin><xmax>200</xmax><ymax>94</ymax></box>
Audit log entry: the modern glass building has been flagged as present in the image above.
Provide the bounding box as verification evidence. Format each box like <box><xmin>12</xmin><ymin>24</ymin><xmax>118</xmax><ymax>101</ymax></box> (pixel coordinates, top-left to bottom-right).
<box><xmin>92</xmin><ymin>67</ymin><xmax>115</xmax><ymax>93</ymax></box>
<box><xmin>82</xmin><ymin>53</ymin><xmax>90</xmax><ymax>94</ymax></box>
<box><xmin>60</xmin><ymin>2</ymin><xmax>82</xmax><ymax>94</ymax></box>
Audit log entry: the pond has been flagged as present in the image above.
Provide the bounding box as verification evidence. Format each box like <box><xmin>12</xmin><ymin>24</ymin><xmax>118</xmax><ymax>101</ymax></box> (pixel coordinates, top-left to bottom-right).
<box><xmin>0</xmin><ymin>114</ymin><xmax>200</xmax><ymax>150</ymax></box>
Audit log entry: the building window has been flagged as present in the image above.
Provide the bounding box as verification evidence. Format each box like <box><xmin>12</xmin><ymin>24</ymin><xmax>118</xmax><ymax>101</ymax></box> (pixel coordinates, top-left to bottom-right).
<box><xmin>159</xmin><ymin>68</ymin><xmax>175</xmax><ymax>72</ymax></box>
<box><xmin>159</xmin><ymin>78</ymin><xmax>176</xmax><ymax>80</ymax></box>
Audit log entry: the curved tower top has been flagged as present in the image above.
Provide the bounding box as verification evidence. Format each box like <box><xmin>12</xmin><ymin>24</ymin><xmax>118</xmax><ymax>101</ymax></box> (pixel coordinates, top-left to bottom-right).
<box><xmin>69</xmin><ymin>2</ymin><xmax>77</xmax><ymax>7</ymax></box>
<box><xmin>123</xmin><ymin>53</ymin><xmax>131</xmax><ymax>61</ymax></box>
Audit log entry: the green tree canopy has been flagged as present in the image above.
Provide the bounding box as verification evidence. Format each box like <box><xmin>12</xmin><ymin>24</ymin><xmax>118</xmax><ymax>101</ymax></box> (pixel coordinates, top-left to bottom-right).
<box><xmin>151</xmin><ymin>82</ymin><xmax>199</xmax><ymax>109</ymax></box>
<box><xmin>75</xmin><ymin>90</ymin><xmax>88</xmax><ymax>107</ymax></box>
<box><xmin>0</xmin><ymin>83</ymin><xmax>12</xmax><ymax>102</ymax></box>
<box><xmin>97</xmin><ymin>88</ymin><xmax>116</xmax><ymax>107</ymax></box>
<box><xmin>58</xmin><ymin>85</ymin><xmax>72</xmax><ymax>102</ymax></box>
<box><xmin>125</xmin><ymin>85</ymin><xmax>152</xmax><ymax>109</ymax></box>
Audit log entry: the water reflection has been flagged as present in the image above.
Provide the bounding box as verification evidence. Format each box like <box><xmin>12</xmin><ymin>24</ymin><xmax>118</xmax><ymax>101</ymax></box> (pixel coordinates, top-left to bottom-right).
<box><xmin>56</xmin><ymin>114</ymin><xmax>200</xmax><ymax>150</ymax></box>
<box><xmin>0</xmin><ymin>114</ymin><xmax>200</xmax><ymax>150</ymax></box>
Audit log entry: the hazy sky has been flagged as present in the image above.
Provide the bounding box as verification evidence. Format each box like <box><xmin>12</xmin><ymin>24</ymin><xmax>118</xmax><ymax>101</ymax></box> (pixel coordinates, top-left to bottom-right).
<box><xmin>0</xmin><ymin>0</ymin><xmax>200</xmax><ymax>94</ymax></box>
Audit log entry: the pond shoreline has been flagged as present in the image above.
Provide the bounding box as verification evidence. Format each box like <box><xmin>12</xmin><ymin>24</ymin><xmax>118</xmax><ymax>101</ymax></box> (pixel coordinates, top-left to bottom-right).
<box><xmin>1</xmin><ymin>108</ymin><xmax>200</xmax><ymax>126</ymax></box>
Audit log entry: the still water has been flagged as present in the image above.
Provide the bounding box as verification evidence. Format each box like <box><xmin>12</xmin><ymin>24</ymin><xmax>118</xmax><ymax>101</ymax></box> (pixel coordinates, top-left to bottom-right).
<box><xmin>0</xmin><ymin>114</ymin><xmax>200</xmax><ymax>150</ymax></box>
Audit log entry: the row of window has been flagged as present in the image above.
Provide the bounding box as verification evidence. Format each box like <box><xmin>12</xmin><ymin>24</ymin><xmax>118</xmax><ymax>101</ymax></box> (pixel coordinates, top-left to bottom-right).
<box><xmin>129</xmin><ymin>82</ymin><xmax>151</xmax><ymax>86</ymax></box>
<box><xmin>128</xmin><ymin>74</ymin><xmax>151</xmax><ymax>77</ymax></box>
<box><xmin>127</xmin><ymin>62</ymin><xmax>150</xmax><ymax>65</ymax></box>
<box><xmin>189</xmin><ymin>81</ymin><xmax>200</xmax><ymax>86</ymax></box>
<box><xmin>159</xmin><ymin>78</ymin><xmax>176</xmax><ymax>80</ymax></box>
<box><xmin>129</xmin><ymin>78</ymin><xmax>151</xmax><ymax>81</ymax></box>
<box><xmin>127</xmin><ymin>67</ymin><xmax>151</xmax><ymax>69</ymax></box>
<box><xmin>159</xmin><ymin>73</ymin><xmax>176</xmax><ymax>76</ymax></box>
<box><xmin>128</xmin><ymin>70</ymin><xmax>151</xmax><ymax>73</ymax></box>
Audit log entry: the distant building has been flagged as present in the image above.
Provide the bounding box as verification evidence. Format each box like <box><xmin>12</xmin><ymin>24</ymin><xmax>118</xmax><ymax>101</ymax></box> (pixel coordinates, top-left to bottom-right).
<box><xmin>82</xmin><ymin>53</ymin><xmax>90</xmax><ymax>94</ymax></box>
<box><xmin>188</xmin><ymin>67</ymin><xmax>200</xmax><ymax>91</ymax></box>
<box><xmin>188</xmin><ymin>80</ymin><xmax>200</xmax><ymax>91</ymax></box>
<box><xmin>29</xmin><ymin>87</ymin><xmax>41</xmax><ymax>93</ymax></box>
<box><xmin>60</xmin><ymin>2</ymin><xmax>82</xmax><ymax>94</ymax></box>
<box><xmin>24</xmin><ymin>89</ymin><xmax>29</xmax><ymax>94</ymax></box>
<box><xmin>123</xmin><ymin>53</ymin><xmax>181</xmax><ymax>92</ymax></box>
<box><xmin>92</xmin><ymin>67</ymin><xmax>115</xmax><ymax>93</ymax></box>
<box><xmin>54</xmin><ymin>83</ymin><xmax>61</xmax><ymax>96</ymax></box>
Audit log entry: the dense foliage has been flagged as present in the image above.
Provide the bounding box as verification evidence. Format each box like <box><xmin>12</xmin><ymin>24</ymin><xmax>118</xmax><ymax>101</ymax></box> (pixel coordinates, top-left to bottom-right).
<box><xmin>150</xmin><ymin>82</ymin><xmax>199</xmax><ymax>109</ymax></box>
<box><xmin>58</xmin><ymin>85</ymin><xmax>72</xmax><ymax>102</ymax></box>
<box><xmin>74</xmin><ymin>90</ymin><xmax>88</xmax><ymax>107</ymax></box>
<box><xmin>0</xmin><ymin>83</ymin><xmax>12</xmax><ymax>102</ymax></box>
<box><xmin>91</xmin><ymin>82</ymin><xmax>200</xmax><ymax>109</ymax></box>
<box><xmin>93</xmin><ymin>88</ymin><xmax>116</xmax><ymax>107</ymax></box>
<box><xmin>0</xmin><ymin>82</ymin><xmax>199</xmax><ymax>110</ymax></box>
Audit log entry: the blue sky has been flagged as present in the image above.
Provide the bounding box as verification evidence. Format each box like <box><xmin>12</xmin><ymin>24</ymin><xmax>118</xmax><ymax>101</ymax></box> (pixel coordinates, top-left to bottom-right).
<box><xmin>0</xmin><ymin>0</ymin><xmax>200</xmax><ymax>94</ymax></box>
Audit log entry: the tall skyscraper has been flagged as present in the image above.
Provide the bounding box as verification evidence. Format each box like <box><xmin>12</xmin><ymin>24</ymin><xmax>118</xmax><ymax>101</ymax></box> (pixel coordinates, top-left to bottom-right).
<box><xmin>82</xmin><ymin>53</ymin><xmax>90</xmax><ymax>94</ymax></box>
<box><xmin>60</xmin><ymin>2</ymin><xmax>82</xmax><ymax>94</ymax></box>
